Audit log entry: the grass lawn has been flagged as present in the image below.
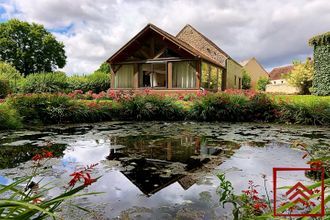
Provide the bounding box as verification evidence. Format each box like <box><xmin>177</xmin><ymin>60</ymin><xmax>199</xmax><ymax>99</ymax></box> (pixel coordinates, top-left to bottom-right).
<box><xmin>270</xmin><ymin>95</ymin><xmax>330</xmax><ymax>105</ymax></box>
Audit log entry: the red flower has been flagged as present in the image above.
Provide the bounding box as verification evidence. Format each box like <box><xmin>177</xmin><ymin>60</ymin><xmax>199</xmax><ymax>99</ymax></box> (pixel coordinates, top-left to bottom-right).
<box><xmin>253</xmin><ymin>202</ymin><xmax>267</xmax><ymax>210</ymax></box>
<box><xmin>32</xmin><ymin>198</ymin><xmax>42</xmax><ymax>204</ymax></box>
<box><xmin>68</xmin><ymin>164</ymin><xmax>98</xmax><ymax>187</ymax></box>
<box><xmin>242</xmin><ymin>190</ymin><xmax>250</xmax><ymax>195</ymax></box>
<box><xmin>32</xmin><ymin>154</ymin><xmax>43</xmax><ymax>161</ymax></box>
<box><xmin>43</xmin><ymin>150</ymin><xmax>53</xmax><ymax>158</ymax></box>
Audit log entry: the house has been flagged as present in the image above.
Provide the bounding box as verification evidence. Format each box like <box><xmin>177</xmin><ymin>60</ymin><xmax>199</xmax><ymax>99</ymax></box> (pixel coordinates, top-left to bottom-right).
<box><xmin>107</xmin><ymin>24</ymin><xmax>242</xmax><ymax>92</ymax></box>
<box><xmin>240</xmin><ymin>57</ymin><xmax>269</xmax><ymax>90</ymax></box>
<box><xmin>265</xmin><ymin>65</ymin><xmax>299</xmax><ymax>94</ymax></box>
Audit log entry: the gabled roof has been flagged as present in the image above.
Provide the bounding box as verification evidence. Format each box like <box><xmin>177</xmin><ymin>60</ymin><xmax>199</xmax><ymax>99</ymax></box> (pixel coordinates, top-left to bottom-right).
<box><xmin>240</xmin><ymin>57</ymin><xmax>269</xmax><ymax>74</ymax></box>
<box><xmin>269</xmin><ymin>65</ymin><xmax>294</xmax><ymax>80</ymax></box>
<box><xmin>107</xmin><ymin>23</ymin><xmax>225</xmax><ymax>67</ymax></box>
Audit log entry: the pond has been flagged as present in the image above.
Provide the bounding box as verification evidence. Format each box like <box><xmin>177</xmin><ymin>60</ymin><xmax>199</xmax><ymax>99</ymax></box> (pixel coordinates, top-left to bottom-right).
<box><xmin>0</xmin><ymin>122</ymin><xmax>329</xmax><ymax>219</ymax></box>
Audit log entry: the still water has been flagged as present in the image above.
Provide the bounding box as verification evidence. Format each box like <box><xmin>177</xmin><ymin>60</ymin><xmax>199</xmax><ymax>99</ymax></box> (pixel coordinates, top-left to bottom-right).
<box><xmin>0</xmin><ymin>122</ymin><xmax>329</xmax><ymax>219</ymax></box>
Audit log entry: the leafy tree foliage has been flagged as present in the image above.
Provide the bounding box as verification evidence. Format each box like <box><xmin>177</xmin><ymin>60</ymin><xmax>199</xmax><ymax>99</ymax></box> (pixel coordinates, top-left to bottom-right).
<box><xmin>242</xmin><ymin>70</ymin><xmax>251</xmax><ymax>90</ymax></box>
<box><xmin>286</xmin><ymin>58</ymin><xmax>314</xmax><ymax>94</ymax></box>
<box><xmin>95</xmin><ymin>62</ymin><xmax>110</xmax><ymax>74</ymax></box>
<box><xmin>257</xmin><ymin>77</ymin><xmax>270</xmax><ymax>91</ymax></box>
<box><xmin>0</xmin><ymin>19</ymin><xmax>66</xmax><ymax>76</ymax></box>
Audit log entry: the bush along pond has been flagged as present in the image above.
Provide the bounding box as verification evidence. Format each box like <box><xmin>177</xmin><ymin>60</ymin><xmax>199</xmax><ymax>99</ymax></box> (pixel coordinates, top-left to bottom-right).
<box><xmin>0</xmin><ymin>121</ymin><xmax>329</xmax><ymax>219</ymax></box>
<box><xmin>0</xmin><ymin>89</ymin><xmax>330</xmax><ymax>130</ymax></box>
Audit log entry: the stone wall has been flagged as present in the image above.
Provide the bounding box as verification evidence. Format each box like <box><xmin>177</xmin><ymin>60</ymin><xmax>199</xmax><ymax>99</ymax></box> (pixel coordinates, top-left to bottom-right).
<box><xmin>266</xmin><ymin>84</ymin><xmax>300</xmax><ymax>94</ymax></box>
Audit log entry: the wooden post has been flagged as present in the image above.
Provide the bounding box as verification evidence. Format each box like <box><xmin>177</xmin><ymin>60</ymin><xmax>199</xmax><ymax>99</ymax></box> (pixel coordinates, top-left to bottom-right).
<box><xmin>110</xmin><ymin>66</ymin><xmax>115</xmax><ymax>89</ymax></box>
<box><xmin>167</xmin><ymin>62</ymin><xmax>172</xmax><ymax>89</ymax></box>
<box><xmin>196</xmin><ymin>60</ymin><xmax>201</xmax><ymax>88</ymax></box>
<box><xmin>133</xmin><ymin>64</ymin><xmax>139</xmax><ymax>88</ymax></box>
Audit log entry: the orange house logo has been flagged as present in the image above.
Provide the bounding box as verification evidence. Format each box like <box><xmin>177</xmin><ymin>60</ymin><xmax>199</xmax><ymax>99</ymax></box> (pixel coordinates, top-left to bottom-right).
<box><xmin>273</xmin><ymin>167</ymin><xmax>325</xmax><ymax>217</ymax></box>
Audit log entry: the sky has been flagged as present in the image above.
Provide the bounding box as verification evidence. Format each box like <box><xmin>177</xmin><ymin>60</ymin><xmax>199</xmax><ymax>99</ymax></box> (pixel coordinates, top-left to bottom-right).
<box><xmin>0</xmin><ymin>0</ymin><xmax>329</xmax><ymax>75</ymax></box>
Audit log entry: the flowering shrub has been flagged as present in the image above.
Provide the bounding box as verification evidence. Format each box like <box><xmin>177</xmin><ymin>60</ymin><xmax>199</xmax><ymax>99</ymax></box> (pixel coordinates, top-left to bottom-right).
<box><xmin>224</xmin><ymin>89</ymin><xmax>257</xmax><ymax>99</ymax></box>
<box><xmin>1</xmin><ymin>91</ymin><xmax>329</xmax><ymax>130</ymax></box>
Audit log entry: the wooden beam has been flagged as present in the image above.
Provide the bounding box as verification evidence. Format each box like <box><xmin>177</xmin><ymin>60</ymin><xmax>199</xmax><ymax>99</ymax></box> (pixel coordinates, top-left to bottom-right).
<box><xmin>133</xmin><ymin>64</ymin><xmax>139</xmax><ymax>88</ymax></box>
<box><xmin>110</xmin><ymin>66</ymin><xmax>116</xmax><ymax>89</ymax></box>
<box><xmin>139</xmin><ymin>48</ymin><xmax>150</xmax><ymax>59</ymax></box>
<box><xmin>167</xmin><ymin>62</ymin><xmax>172</xmax><ymax>89</ymax></box>
<box><xmin>196</xmin><ymin>60</ymin><xmax>201</xmax><ymax>88</ymax></box>
<box><xmin>153</xmin><ymin>47</ymin><xmax>167</xmax><ymax>59</ymax></box>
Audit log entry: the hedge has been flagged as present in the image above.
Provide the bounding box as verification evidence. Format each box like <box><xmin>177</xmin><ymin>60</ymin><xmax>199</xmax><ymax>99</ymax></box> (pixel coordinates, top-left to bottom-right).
<box><xmin>309</xmin><ymin>32</ymin><xmax>330</xmax><ymax>96</ymax></box>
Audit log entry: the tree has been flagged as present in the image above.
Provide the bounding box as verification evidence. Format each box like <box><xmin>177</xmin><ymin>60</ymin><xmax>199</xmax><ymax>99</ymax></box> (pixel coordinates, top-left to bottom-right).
<box><xmin>0</xmin><ymin>19</ymin><xmax>66</xmax><ymax>76</ymax></box>
<box><xmin>242</xmin><ymin>70</ymin><xmax>251</xmax><ymax>90</ymax></box>
<box><xmin>95</xmin><ymin>62</ymin><xmax>110</xmax><ymax>74</ymax></box>
<box><xmin>257</xmin><ymin>77</ymin><xmax>270</xmax><ymax>91</ymax></box>
<box><xmin>286</xmin><ymin>58</ymin><xmax>313</xmax><ymax>94</ymax></box>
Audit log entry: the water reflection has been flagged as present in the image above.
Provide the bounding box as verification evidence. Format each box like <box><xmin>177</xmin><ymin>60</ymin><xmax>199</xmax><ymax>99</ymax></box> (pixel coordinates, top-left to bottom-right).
<box><xmin>106</xmin><ymin>136</ymin><xmax>232</xmax><ymax>196</ymax></box>
<box><xmin>0</xmin><ymin>143</ymin><xmax>67</xmax><ymax>169</ymax></box>
<box><xmin>0</xmin><ymin>122</ymin><xmax>329</xmax><ymax>219</ymax></box>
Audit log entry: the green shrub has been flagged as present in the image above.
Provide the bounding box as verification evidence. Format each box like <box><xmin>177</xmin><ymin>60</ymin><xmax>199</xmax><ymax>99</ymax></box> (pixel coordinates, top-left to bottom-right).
<box><xmin>246</xmin><ymin>94</ymin><xmax>277</xmax><ymax>122</ymax></box>
<box><xmin>278</xmin><ymin>100</ymin><xmax>330</xmax><ymax>125</ymax></box>
<box><xmin>257</xmin><ymin>77</ymin><xmax>270</xmax><ymax>91</ymax></box>
<box><xmin>20</xmin><ymin>72</ymin><xmax>68</xmax><ymax>93</ymax></box>
<box><xmin>8</xmin><ymin>93</ymin><xmax>74</xmax><ymax>124</ymax></box>
<box><xmin>7</xmin><ymin>93</ymin><xmax>118</xmax><ymax>125</ymax></box>
<box><xmin>87</xmin><ymin>71</ymin><xmax>110</xmax><ymax>93</ymax></box>
<box><xmin>67</xmin><ymin>71</ymin><xmax>110</xmax><ymax>93</ymax></box>
<box><xmin>242</xmin><ymin>70</ymin><xmax>251</xmax><ymax>90</ymax></box>
<box><xmin>0</xmin><ymin>103</ymin><xmax>22</xmax><ymax>129</ymax></box>
<box><xmin>120</xmin><ymin>94</ymin><xmax>185</xmax><ymax>120</ymax></box>
<box><xmin>189</xmin><ymin>93</ymin><xmax>249</xmax><ymax>121</ymax></box>
<box><xmin>67</xmin><ymin>75</ymin><xmax>90</xmax><ymax>92</ymax></box>
<box><xmin>0</xmin><ymin>61</ymin><xmax>23</xmax><ymax>92</ymax></box>
<box><xmin>0</xmin><ymin>79</ymin><xmax>11</xmax><ymax>98</ymax></box>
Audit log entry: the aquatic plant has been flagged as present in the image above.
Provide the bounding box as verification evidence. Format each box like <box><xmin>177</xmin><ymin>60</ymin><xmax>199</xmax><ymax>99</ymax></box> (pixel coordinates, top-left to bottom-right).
<box><xmin>217</xmin><ymin>143</ymin><xmax>330</xmax><ymax>219</ymax></box>
<box><xmin>0</xmin><ymin>141</ymin><xmax>101</xmax><ymax>219</ymax></box>
<box><xmin>216</xmin><ymin>173</ymin><xmax>271</xmax><ymax>219</ymax></box>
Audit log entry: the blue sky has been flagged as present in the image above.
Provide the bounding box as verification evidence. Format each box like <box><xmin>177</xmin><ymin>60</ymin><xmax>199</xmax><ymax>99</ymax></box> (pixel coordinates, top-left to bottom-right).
<box><xmin>0</xmin><ymin>0</ymin><xmax>330</xmax><ymax>74</ymax></box>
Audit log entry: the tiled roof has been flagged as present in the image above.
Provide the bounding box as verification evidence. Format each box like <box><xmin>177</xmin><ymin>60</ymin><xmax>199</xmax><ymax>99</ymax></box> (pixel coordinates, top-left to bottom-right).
<box><xmin>269</xmin><ymin>65</ymin><xmax>294</xmax><ymax>80</ymax></box>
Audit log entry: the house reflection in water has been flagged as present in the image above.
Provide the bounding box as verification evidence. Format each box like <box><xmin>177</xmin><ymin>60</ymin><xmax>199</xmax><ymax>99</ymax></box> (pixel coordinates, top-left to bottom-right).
<box><xmin>106</xmin><ymin>135</ymin><xmax>222</xmax><ymax>196</ymax></box>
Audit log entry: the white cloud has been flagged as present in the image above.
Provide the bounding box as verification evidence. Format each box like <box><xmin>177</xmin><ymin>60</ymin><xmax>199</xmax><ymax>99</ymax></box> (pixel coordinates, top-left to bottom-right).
<box><xmin>2</xmin><ymin>0</ymin><xmax>330</xmax><ymax>74</ymax></box>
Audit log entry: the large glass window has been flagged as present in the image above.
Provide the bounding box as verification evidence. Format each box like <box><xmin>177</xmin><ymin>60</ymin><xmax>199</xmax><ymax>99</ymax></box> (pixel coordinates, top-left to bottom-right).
<box><xmin>114</xmin><ymin>64</ymin><xmax>134</xmax><ymax>88</ymax></box>
<box><xmin>201</xmin><ymin>62</ymin><xmax>222</xmax><ymax>90</ymax></box>
<box><xmin>139</xmin><ymin>63</ymin><xmax>166</xmax><ymax>88</ymax></box>
<box><xmin>172</xmin><ymin>61</ymin><xmax>196</xmax><ymax>88</ymax></box>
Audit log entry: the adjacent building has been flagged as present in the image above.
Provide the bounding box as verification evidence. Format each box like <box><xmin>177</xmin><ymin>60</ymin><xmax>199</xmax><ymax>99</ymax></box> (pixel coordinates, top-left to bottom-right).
<box><xmin>240</xmin><ymin>57</ymin><xmax>269</xmax><ymax>90</ymax></box>
<box><xmin>107</xmin><ymin>24</ymin><xmax>242</xmax><ymax>92</ymax></box>
<box><xmin>266</xmin><ymin>65</ymin><xmax>299</xmax><ymax>94</ymax></box>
